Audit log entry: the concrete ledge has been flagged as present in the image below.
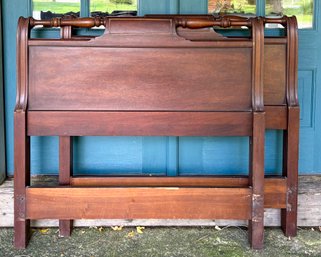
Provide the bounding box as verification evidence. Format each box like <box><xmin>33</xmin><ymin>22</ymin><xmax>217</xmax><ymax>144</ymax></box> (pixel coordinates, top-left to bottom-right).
<box><xmin>1</xmin><ymin>176</ymin><xmax>320</xmax><ymax>227</ymax></box>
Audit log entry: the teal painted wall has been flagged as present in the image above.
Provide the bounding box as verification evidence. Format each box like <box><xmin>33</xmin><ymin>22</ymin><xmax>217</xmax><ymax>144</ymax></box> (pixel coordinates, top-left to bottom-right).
<box><xmin>0</xmin><ymin>1</ymin><xmax>6</xmax><ymax>183</ymax></box>
<box><xmin>2</xmin><ymin>0</ymin><xmax>321</xmax><ymax>176</ymax></box>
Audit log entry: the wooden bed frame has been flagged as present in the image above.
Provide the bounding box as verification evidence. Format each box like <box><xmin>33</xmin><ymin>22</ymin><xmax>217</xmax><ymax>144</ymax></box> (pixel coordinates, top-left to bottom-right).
<box><xmin>14</xmin><ymin>15</ymin><xmax>298</xmax><ymax>249</ymax></box>
<box><xmin>147</xmin><ymin>13</ymin><xmax>300</xmax><ymax>239</ymax></box>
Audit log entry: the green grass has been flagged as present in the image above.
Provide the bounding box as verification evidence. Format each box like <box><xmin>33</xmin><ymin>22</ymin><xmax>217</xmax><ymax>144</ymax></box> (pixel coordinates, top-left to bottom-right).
<box><xmin>209</xmin><ymin>1</ymin><xmax>256</xmax><ymax>14</ymax></box>
<box><xmin>91</xmin><ymin>4</ymin><xmax>137</xmax><ymax>13</ymax></box>
<box><xmin>91</xmin><ymin>0</ymin><xmax>137</xmax><ymax>13</ymax></box>
<box><xmin>230</xmin><ymin>1</ymin><xmax>256</xmax><ymax>14</ymax></box>
<box><xmin>33</xmin><ymin>2</ymin><xmax>80</xmax><ymax>13</ymax></box>
<box><xmin>266</xmin><ymin>5</ymin><xmax>313</xmax><ymax>28</ymax></box>
<box><xmin>33</xmin><ymin>0</ymin><xmax>137</xmax><ymax>14</ymax></box>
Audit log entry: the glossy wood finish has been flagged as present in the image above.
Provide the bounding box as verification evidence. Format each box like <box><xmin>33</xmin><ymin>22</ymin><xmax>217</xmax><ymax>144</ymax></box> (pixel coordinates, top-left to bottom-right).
<box><xmin>248</xmin><ymin>18</ymin><xmax>265</xmax><ymax>248</ymax></box>
<box><xmin>70</xmin><ymin>176</ymin><xmax>287</xmax><ymax>208</ymax></box>
<box><xmin>27</xmin><ymin>112</ymin><xmax>253</xmax><ymax>137</ymax></box>
<box><xmin>14</xmin><ymin>111</ymin><xmax>30</xmax><ymax>249</ymax></box>
<box><xmin>282</xmin><ymin>106</ymin><xmax>300</xmax><ymax>237</ymax></box>
<box><xmin>265</xmin><ymin>106</ymin><xmax>287</xmax><ymax>130</ymax></box>
<box><xmin>14</xmin><ymin>16</ymin><xmax>32</xmax><ymax>249</ymax></box>
<box><xmin>28</xmin><ymin>47</ymin><xmax>252</xmax><ymax>111</ymax></box>
<box><xmin>58</xmin><ymin>19</ymin><xmax>73</xmax><ymax>239</ymax></box>
<box><xmin>282</xmin><ymin>16</ymin><xmax>299</xmax><ymax>237</ymax></box>
<box><xmin>249</xmin><ymin>112</ymin><xmax>265</xmax><ymax>249</ymax></box>
<box><xmin>146</xmin><ymin>15</ymin><xmax>292</xmax><ymax>108</ymax></box>
<box><xmin>264</xmin><ymin>45</ymin><xmax>287</xmax><ymax>105</ymax></box>
<box><xmin>148</xmin><ymin>13</ymin><xmax>299</xmax><ymax>241</ymax></box>
<box><xmin>28</xmin><ymin>16</ymin><xmax>254</xmax><ymax>29</ymax></box>
<box><xmin>14</xmin><ymin>15</ymin><xmax>272</xmax><ymax>249</ymax></box>
<box><xmin>7</xmin><ymin>175</ymin><xmax>321</xmax><ymax>228</ymax></box>
<box><xmin>26</xmin><ymin>187</ymin><xmax>252</xmax><ymax>220</ymax></box>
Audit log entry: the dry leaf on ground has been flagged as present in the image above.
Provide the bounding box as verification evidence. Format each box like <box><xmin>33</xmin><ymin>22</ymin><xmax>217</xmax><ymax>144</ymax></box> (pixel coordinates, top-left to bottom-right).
<box><xmin>136</xmin><ymin>226</ymin><xmax>145</xmax><ymax>234</ymax></box>
<box><xmin>39</xmin><ymin>228</ymin><xmax>49</xmax><ymax>234</ymax></box>
<box><xmin>111</xmin><ymin>226</ymin><xmax>123</xmax><ymax>231</ymax></box>
<box><xmin>126</xmin><ymin>231</ymin><xmax>135</xmax><ymax>238</ymax></box>
<box><xmin>215</xmin><ymin>225</ymin><xmax>222</xmax><ymax>231</ymax></box>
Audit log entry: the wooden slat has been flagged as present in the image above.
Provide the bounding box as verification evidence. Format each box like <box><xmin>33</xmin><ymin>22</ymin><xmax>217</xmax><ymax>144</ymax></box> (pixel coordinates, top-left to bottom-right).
<box><xmin>27</xmin><ymin>111</ymin><xmax>253</xmax><ymax>136</ymax></box>
<box><xmin>264</xmin><ymin>38</ymin><xmax>287</xmax><ymax>44</ymax></box>
<box><xmin>71</xmin><ymin>176</ymin><xmax>286</xmax><ymax>208</ymax></box>
<box><xmin>26</xmin><ymin>187</ymin><xmax>252</xmax><ymax>220</ymax></box>
<box><xmin>3</xmin><ymin>176</ymin><xmax>319</xmax><ymax>227</ymax></box>
<box><xmin>70</xmin><ymin>176</ymin><xmax>250</xmax><ymax>187</ymax></box>
<box><xmin>265</xmin><ymin>106</ymin><xmax>287</xmax><ymax>129</ymax></box>
<box><xmin>28</xmin><ymin>39</ymin><xmax>254</xmax><ymax>48</ymax></box>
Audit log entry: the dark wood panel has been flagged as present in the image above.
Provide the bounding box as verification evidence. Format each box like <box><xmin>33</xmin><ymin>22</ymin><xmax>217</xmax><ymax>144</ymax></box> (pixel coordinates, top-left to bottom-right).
<box><xmin>264</xmin><ymin>44</ymin><xmax>287</xmax><ymax>105</ymax></box>
<box><xmin>265</xmin><ymin>106</ymin><xmax>287</xmax><ymax>129</ymax></box>
<box><xmin>27</xmin><ymin>111</ymin><xmax>253</xmax><ymax>136</ymax></box>
<box><xmin>28</xmin><ymin>47</ymin><xmax>252</xmax><ymax>111</ymax></box>
<box><xmin>26</xmin><ymin>187</ymin><xmax>252</xmax><ymax>220</ymax></box>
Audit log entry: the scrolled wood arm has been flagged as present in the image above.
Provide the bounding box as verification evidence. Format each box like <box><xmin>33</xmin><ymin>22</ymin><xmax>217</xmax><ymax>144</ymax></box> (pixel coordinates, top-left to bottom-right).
<box><xmin>15</xmin><ymin>17</ymin><xmax>32</xmax><ymax>112</ymax></box>
<box><xmin>286</xmin><ymin>16</ymin><xmax>299</xmax><ymax>107</ymax></box>
<box><xmin>251</xmin><ymin>17</ymin><xmax>265</xmax><ymax>112</ymax></box>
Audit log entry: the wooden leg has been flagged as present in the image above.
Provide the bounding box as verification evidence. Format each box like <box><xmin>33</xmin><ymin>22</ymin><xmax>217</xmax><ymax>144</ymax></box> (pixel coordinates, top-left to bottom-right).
<box><xmin>281</xmin><ymin>106</ymin><xmax>299</xmax><ymax>237</ymax></box>
<box><xmin>14</xmin><ymin>111</ymin><xmax>30</xmax><ymax>248</ymax></box>
<box><xmin>249</xmin><ymin>112</ymin><xmax>265</xmax><ymax>250</ymax></box>
<box><xmin>59</xmin><ymin>136</ymin><xmax>73</xmax><ymax>237</ymax></box>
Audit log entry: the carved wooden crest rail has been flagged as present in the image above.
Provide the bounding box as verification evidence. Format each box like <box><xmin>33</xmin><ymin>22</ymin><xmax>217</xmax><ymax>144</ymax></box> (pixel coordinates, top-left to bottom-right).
<box><xmin>14</xmin><ymin>15</ymin><xmax>298</xmax><ymax>250</ymax></box>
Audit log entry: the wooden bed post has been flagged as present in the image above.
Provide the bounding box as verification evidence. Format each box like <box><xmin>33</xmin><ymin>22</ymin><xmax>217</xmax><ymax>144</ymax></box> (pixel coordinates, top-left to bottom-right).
<box><xmin>58</xmin><ymin>24</ymin><xmax>74</xmax><ymax>238</ymax></box>
<box><xmin>249</xmin><ymin>112</ymin><xmax>265</xmax><ymax>249</ymax></box>
<box><xmin>281</xmin><ymin>107</ymin><xmax>299</xmax><ymax>237</ymax></box>
<box><xmin>59</xmin><ymin>136</ymin><xmax>73</xmax><ymax>237</ymax></box>
<box><xmin>14</xmin><ymin>17</ymin><xmax>32</xmax><ymax>249</ymax></box>
<box><xmin>281</xmin><ymin>16</ymin><xmax>299</xmax><ymax>237</ymax></box>
<box><xmin>248</xmin><ymin>17</ymin><xmax>265</xmax><ymax>250</ymax></box>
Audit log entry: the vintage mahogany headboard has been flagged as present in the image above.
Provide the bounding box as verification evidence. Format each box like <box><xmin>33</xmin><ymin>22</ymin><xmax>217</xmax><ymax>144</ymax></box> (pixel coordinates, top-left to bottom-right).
<box><xmin>13</xmin><ymin>15</ymin><xmax>297</xmax><ymax>250</ymax></box>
